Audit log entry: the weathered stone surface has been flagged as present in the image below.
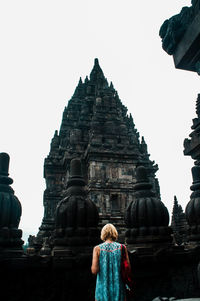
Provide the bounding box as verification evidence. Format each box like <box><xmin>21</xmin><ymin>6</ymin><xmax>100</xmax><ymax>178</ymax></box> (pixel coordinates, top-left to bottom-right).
<box><xmin>159</xmin><ymin>6</ymin><xmax>194</xmax><ymax>55</ymax></box>
<box><xmin>159</xmin><ymin>1</ymin><xmax>200</xmax><ymax>73</ymax></box>
<box><xmin>173</xmin><ymin>10</ymin><xmax>200</xmax><ymax>73</ymax></box>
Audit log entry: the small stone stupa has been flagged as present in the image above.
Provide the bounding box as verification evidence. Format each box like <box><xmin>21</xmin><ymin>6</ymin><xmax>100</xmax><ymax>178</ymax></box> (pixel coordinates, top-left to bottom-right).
<box><xmin>186</xmin><ymin>165</ymin><xmax>200</xmax><ymax>244</ymax></box>
<box><xmin>53</xmin><ymin>158</ymin><xmax>100</xmax><ymax>256</ymax></box>
<box><xmin>0</xmin><ymin>153</ymin><xmax>23</xmax><ymax>257</ymax></box>
<box><xmin>125</xmin><ymin>166</ymin><xmax>172</xmax><ymax>248</ymax></box>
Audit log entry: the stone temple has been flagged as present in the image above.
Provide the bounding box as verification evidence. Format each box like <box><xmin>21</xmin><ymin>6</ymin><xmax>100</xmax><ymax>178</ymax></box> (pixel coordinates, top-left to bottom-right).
<box><xmin>37</xmin><ymin>58</ymin><xmax>159</xmax><ymax>241</ymax></box>
<box><xmin>2</xmin><ymin>7</ymin><xmax>200</xmax><ymax>296</ymax></box>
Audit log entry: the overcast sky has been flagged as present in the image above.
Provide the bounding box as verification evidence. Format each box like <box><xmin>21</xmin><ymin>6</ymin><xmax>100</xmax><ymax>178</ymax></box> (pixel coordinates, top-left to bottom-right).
<box><xmin>0</xmin><ymin>1</ymin><xmax>199</xmax><ymax>241</ymax></box>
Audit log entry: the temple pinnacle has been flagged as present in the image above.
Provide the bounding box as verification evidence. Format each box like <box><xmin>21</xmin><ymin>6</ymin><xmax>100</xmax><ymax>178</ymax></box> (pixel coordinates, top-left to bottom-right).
<box><xmin>94</xmin><ymin>58</ymin><xmax>99</xmax><ymax>66</ymax></box>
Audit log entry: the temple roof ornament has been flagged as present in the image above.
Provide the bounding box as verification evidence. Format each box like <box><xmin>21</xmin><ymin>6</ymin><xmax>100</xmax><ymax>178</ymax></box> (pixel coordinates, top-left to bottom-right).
<box><xmin>90</xmin><ymin>58</ymin><xmax>107</xmax><ymax>83</ymax></box>
<box><xmin>0</xmin><ymin>153</ymin><xmax>23</xmax><ymax>254</ymax></box>
<box><xmin>185</xmin><ymin>165</ymin><xmax>200</xmax><ymax>243</ymax></box>
<box><xmin>54</xmin><ymin>158</ymin><xmax>99</xmax><ymax>247</ymax></box>
<box><xmin>184</xmin><ymin>94</ymin><xmax>200</xmax><ymax>164</ymax></box>
<box><xmin>125</xmin><ymin>166</ymin><xmax>171</xmax><ymax>245</ymax></box>
<box><xmin>171</xmin><ymin>196</ymin><xmax>188</xmax><ymax>246</ymax></box>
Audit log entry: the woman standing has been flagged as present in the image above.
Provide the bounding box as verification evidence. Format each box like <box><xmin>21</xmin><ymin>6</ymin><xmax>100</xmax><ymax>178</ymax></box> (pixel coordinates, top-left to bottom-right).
<box><xmin>91</xmin><ymin>223</ymin><xmax>131</xmax><ymax>301</ymax></box>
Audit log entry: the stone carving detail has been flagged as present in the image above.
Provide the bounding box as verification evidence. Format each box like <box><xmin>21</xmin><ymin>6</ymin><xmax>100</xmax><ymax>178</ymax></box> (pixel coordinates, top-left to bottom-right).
<box><xmin>159</xmin><ymin>5</ymin><xmax>194</xmax><ymax>55</ymax></box>
<box><xmin>159</xmin><ymin>0</ymin><xmax>200</xmax><ymax>73</ymax></box>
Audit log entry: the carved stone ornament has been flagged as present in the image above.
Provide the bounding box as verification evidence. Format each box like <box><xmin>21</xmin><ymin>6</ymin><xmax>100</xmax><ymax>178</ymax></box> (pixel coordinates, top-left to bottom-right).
<box><xmin>125</xmin><ymin>166</ymin><xmax>172</xmax><ymax>245</ymax></box>
<box><xmin>186</xmin><ymin>165</ymin><xmax>200</xmax><ymax>242</ymax></box>
<box><xmin>53</xmin><ymin>158</ymin><xmax>100</xmax><ymax>247</ymax></box>
<box><xmin>160</xmin><ymin>1</ymin><xmax>200</xmax><ymax>73</ymax></box>
<box><xmin>0</xmin><ymin>153</ymin><xmax>23</xmax><ymax>254</ymax></box>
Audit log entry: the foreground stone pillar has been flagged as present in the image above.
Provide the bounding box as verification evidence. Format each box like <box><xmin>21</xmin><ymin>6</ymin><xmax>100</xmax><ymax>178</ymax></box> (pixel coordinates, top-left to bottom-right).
<box><xmin>185</xmin><ymin>165</ymin><xmax>200</xmax><ymax>244</ymax></box>
<box><xmin>0</xmin><ymin>153</ymin><xmax>23</xmax><ymax>257</ymax></box>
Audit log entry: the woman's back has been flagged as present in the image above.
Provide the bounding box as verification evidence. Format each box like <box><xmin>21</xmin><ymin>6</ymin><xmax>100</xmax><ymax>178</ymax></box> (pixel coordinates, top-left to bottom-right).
<box><xmin>95</xmin><ymin>241</ymin><xmax>125</xmax><ymax>301</ymax></box>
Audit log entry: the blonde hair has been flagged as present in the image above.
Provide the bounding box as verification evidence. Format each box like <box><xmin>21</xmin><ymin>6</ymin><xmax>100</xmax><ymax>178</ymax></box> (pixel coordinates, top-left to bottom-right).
<box><xmin>100</xmin><ymin>223</ymin><xmax>118</xmax><ymax>241</ymax></box>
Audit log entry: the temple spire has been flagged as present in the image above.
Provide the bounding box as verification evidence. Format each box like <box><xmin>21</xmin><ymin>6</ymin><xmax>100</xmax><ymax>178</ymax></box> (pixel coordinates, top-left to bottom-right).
<box><xmin>94</xmin><ymin>58</ymin><xmax>99</xmax><ymax>66</ymax></box>
<box><xmin>110</xmin><ymin>81</ymin><xmax>114</xmax><ymax>89</ymax></box>
<box><xmin>89</xmin><ymin>58</ymin><xmax>107</xmax><ymax>87</ymax></box>
<box><xmin>73</xmin><ymin>77</ymin><xmax>84</xmax><ymax>97</ymax></box>
<box><xmin>171</xmin><ymin>196</ymin><xmax>187</xmax><ymax>245</ymax></box>
<box><xmin>78</xmin><ymin>77</ymin><xmax>83</xmax><ymax>85</ymax></box>
<box><xmin>84</xmin><ymin>76</ymin><xmax>89</xmax><ymax>84</ymax></box>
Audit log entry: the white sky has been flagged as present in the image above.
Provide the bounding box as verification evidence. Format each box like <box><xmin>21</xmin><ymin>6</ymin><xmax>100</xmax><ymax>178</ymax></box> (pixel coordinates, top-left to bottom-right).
<box><xmin>0</xmin><ymin>1</ymin><xmax>199</xmax><ymax>241</ymax></box>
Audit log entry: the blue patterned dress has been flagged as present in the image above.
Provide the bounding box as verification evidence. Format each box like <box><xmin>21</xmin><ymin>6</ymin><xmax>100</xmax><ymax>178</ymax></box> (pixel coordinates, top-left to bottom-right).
<box><xmin>95</xmin><ymin>241</ymin><xmax>125</xmax><ymax>301</ymax></box>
